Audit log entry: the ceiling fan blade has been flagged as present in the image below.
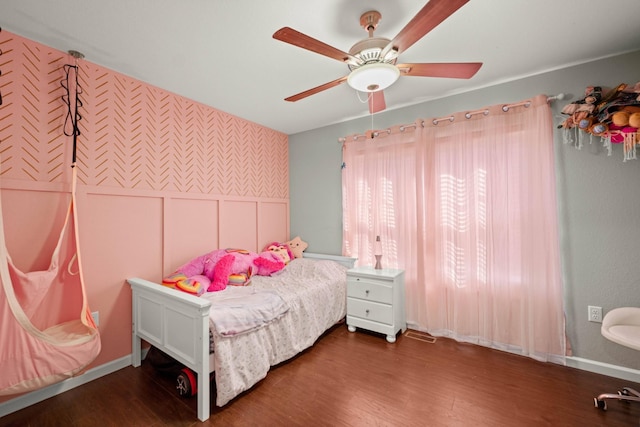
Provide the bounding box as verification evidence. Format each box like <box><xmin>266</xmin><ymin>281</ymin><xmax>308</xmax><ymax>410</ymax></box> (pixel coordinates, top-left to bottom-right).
<box><xmin>385</xmin><ymin>0</ymin><xmax>471</xmax><ymax>55</ymax></box>
<box><xmin>285</xmin><ymin>76</ymin><xmax>349</xmax><ymax>102</ymax></box>
<box><xmin>369</xmin><ymin>91</ymin><xmax>386</xmax><ymax>114</ymax></box>
<box><xmin>397</xmin><ymin>62</ymin><xmax>482</xmax><ymax>79</ymax></box>
<box><xmin>273</xmin><ymin>27</ymin><xmax>361</xmax><ymax>65</ymax></box>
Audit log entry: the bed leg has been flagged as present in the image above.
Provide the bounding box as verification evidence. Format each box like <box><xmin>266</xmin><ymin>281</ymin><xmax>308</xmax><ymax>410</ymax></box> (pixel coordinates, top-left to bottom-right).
<box><xmin>197</xmin><ymin>370</ymin><xmax>209</xmax><ymax>422</ymax></box>
<box><xmin>197</xmin><ymin>313</ymin><xmax>210</xmax><ymax>421</ymax></box>
<box><xmin>131</xmin><ymin>287</ymin><xmax>142</xmax><ymax>367</ymax></box>
<box><xmin>131</xmin><ymin>334</ymin><xmax>142</xmax><ymax>367</ymax></box>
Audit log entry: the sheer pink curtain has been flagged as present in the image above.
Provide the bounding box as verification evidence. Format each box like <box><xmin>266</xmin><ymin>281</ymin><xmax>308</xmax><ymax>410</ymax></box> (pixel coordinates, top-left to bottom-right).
<box><xmin>342</xmin><ymin>95</ymin><xmax>565</xmax><ymax>363</ymax></box>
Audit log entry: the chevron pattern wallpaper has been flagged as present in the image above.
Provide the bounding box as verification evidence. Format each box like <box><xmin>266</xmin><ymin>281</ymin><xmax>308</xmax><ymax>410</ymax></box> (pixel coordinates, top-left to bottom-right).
<box><xmin>0</xmin><ymin>31</ymin><xmax>288</xmax><ymax>199</ymax></box>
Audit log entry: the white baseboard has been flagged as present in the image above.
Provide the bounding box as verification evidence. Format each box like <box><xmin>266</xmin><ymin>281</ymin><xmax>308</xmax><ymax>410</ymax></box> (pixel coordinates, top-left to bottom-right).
<box><xmin>0</xmin><ymin>354</ymin><xmax>134</xmax><ymax>418</ymax></box>
<box><xmin>566</xmin><ymin>356</ymin><xmax>640</xmax><ymax>384</ymax></box>
<box><xmin>407</xmin><ymin>322</ymin><xmax>640</xmax><ymax>385</ymax></box>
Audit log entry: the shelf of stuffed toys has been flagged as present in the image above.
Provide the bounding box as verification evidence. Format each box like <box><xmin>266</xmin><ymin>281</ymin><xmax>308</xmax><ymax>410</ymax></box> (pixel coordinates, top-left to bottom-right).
<box><xmin>559</xmin><ymin>82</ymin><xmax>640</xmax><ymax>162</ymax></box>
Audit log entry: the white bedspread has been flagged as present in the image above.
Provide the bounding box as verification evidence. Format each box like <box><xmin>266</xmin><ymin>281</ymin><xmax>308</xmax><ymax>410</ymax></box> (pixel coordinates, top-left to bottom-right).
<box><xmin>208</xmin><ymin>257</ymin><xmax>348</xmax><ymax>406</ymax></box>
<box><xmin>202</xmin><ymin>288</ymin><xmax>289</xmax><ymax>337</ymax></box>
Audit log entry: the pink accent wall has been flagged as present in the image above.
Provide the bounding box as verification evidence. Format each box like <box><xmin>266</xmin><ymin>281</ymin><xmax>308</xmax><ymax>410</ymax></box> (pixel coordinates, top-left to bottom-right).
<box><xmin>0</xmin><ymin>30</ymin><xmax>289</xmax><ymax>399</ymax></box>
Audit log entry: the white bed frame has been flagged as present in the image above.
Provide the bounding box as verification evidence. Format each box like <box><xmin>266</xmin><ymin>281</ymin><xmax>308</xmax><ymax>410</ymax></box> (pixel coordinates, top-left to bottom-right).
<box><xmin>127</xmin><ymin>252</ymin><xmax>356</xmax><ymax>422</ymax></box>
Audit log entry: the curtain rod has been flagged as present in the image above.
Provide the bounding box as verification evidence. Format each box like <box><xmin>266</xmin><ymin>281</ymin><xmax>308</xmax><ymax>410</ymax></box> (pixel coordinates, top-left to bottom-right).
<box><xmin>338</xmin><ymin>93</ymin><xmax>566</xmax><ymax>143</ymax></box>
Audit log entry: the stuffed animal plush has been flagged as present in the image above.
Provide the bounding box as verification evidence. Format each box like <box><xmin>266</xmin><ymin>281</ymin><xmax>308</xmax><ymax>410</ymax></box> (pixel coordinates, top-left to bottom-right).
<box><xmin>262</xmin><ymin>242</ymin><xmax>293</xmax><ymax>264</ymax></box>
<box><xmin>559</xmin><ymin>86</ymin><xmax>603</xmax><ymax>129</ymax></box>
<box><xmin>612</xmin><ymin>111</ymin><xmax>631</xmax><ymax>127</ymax></box>
<box><xmin>164</xmin><ymin>248</ymin><xmax>286</xmax><ymax>294</ymax></box>
<box><xmin>285</xmin><ymin>236</ymin><xmax>308</xmax><ymax>259</ymax></box>
<box><xmin>162</xmin><ymin>272</ymin><xmax>207</xmax><ymax>296</ymax></box>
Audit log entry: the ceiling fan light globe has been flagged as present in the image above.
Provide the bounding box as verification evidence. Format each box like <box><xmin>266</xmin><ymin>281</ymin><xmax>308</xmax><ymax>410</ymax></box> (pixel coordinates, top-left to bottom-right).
<box><xmin>347</xmin><ymin>63</ymin><xmax>400</xmax><ymax>92</ymax></box>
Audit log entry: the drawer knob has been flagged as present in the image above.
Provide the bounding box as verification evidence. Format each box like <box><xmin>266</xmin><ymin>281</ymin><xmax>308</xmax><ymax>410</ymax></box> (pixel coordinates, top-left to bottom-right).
<box><xmin>365</xmin><ymin>289</ymin><xmax>370</xmax><ymax>296</ymax></box>
<box><xmin>365</xmin><ymin>309</ymin><xmax>370</xmax><ymax>316</ymax></box>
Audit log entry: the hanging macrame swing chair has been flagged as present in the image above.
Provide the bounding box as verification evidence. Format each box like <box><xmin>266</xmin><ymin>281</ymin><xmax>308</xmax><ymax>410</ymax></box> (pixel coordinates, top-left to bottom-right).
<box><xmin>0</xmin><ymin>54</ymin><xmax>101</xmax><ymax>396</ymax></box>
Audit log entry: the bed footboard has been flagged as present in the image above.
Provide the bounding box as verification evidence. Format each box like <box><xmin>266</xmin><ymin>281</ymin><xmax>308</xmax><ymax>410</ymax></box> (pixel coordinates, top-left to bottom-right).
<box><xmin>127</xmin><ymin>278</ymin><xmax>212</xmax><ymax>421</ymax></box>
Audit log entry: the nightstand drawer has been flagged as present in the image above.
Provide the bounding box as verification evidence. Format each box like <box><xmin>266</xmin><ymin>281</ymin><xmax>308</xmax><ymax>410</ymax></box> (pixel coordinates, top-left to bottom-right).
<box><xmin>347</xmin><ymin>278</ymin><xmax>393</xmax><ymax>304</ymax></box>
<box><xmin>347</xmin><ymin>297</ymin><xmax>393</xmax><ymax>324</ymax></box>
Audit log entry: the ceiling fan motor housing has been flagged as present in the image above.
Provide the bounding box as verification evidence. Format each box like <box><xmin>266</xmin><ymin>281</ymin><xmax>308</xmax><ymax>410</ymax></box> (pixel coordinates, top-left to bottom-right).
<box><xmin>348</xmin><ymin>37</ymin><xmax>396</xmax><ymax>71</ymax></box>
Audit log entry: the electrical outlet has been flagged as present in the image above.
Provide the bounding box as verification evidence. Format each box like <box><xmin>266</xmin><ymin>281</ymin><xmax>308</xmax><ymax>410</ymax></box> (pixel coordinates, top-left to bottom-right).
<box><xmin>91</xmin><ymin>311</ymin><xmax>99</xmax><ymax>326</ymax></box>
<box><xmin>588</xmin><ymin>306</ymin><xmax>602</xmax><ymax>323</ymax></box>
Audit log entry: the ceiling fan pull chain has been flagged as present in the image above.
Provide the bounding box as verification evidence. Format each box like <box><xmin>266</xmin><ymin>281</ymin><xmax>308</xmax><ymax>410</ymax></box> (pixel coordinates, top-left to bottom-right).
<box><xmin>371</xmin><ymin>99</ymin><xmax>374</xmax><ymax>131</ymax></box>
<box><xmin>355</xmin><ymin>90</ymin><xmax>369</xmax><ymax>104</ymax></box>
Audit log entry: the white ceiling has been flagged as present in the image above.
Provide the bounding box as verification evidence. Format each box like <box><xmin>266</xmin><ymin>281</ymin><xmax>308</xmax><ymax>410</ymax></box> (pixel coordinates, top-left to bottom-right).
<box><xmin>1</xmin><ymin>0</ymin><xmax>640</xmax><ymax>135</ymax></box>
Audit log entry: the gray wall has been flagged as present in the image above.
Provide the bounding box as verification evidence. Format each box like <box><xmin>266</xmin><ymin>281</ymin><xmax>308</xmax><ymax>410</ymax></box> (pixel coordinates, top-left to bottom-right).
<box><xmin>289</xmin><ymin>50</ymin><xmax>640</xmax><ymax>369</ymax></box>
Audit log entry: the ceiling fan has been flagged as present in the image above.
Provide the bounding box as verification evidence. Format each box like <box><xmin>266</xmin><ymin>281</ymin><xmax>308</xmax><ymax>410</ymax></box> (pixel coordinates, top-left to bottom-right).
<box><xmin>273</xmin><ymin>0</ymin><xmax>482</xmax><ymax>114</ymax></box>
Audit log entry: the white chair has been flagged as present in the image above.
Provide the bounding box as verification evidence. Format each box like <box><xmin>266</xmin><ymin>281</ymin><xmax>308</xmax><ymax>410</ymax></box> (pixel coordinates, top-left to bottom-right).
<box><xmin>594</xmin><ymin>307</ymin><xmax>640</xmax><ymax>411</ymax></box>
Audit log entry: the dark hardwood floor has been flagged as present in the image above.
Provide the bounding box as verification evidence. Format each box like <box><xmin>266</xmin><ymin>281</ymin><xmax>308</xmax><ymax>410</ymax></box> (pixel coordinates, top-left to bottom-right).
<box><xmin>2</xmin><ymin>324</ymin><xmax>639</xmax><ymax>427</ymax></box>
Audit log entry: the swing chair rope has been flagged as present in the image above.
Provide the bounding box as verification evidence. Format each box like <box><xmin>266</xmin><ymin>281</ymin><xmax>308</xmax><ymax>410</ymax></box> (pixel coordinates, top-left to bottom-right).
<box><xmin>61</xmin><ymin>52</ymin><xmax>84</xmax><ymax>168</ymax></box>
<box><xmin>61</xmin><ymin>52</ymin><xmax>84</xmax><ymax>274</ymax></box>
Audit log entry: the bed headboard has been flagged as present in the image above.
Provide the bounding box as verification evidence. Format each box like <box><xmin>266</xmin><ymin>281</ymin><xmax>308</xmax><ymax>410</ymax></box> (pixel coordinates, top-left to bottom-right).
<box><xmin>302</xmin><ymin>252</ymin><xmax>357</xmax><ymax>269</ymax></box>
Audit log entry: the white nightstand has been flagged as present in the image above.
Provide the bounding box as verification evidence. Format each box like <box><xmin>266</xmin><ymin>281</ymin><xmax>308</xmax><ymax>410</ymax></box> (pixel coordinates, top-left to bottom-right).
<box><xmin>346</xmin><ymin>266</ymin><xmax>406</xmax><ymax>343</ymax></box>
